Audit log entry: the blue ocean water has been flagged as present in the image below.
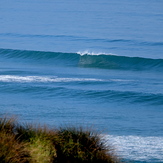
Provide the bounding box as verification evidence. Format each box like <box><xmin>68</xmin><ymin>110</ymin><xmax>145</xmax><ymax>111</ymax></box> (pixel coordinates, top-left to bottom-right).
<box><xmin>0</xmin><ymin>0</ymin><xmax>163</xmax><ymax>162</ymax></box>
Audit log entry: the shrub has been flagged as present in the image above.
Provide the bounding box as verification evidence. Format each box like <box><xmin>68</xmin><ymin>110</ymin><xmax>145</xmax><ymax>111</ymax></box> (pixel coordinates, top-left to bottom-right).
<box><xmin>54</xmin><ymin>127</ymin><xmax>118</xmax><ymax>163</ymax></box>
<box><xmin>0</xmin><ymin>116</ymin><xmax>120</xmax><ymax>163</ymax></box>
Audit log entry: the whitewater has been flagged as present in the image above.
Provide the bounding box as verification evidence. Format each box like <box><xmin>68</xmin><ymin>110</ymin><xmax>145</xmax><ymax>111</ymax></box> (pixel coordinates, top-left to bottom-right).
<box><xmin>0</xmin><ymin>0</ymin><xmax>163</xmax><ymax>162</ymax></box>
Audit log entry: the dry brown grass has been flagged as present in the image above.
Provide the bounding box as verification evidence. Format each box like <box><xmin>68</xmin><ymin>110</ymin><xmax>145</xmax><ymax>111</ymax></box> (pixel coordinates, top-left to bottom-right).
<box><xmin>0</xmin><ymin>131</ymin><xmax>29</xmax><ymax>163</ymax></box>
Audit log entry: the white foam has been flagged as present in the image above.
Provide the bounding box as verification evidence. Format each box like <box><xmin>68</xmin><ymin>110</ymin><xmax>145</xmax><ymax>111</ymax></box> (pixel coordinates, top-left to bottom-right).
<box><xmin>0</xmin><ymin>75</ymin><xmax>137</xmax><ymax>84</ymax></box>
<box><xmin>0</xmin><ymin>75</ymin><xmax>104</xmax><ymax>83</ymax></box>
<box><xmin>77</xmin><ymin>50</ymin><xmax>116</xmax><ymax>56</ymax></box>
<box><xmin>110</xmin><ymin>79</ymin><xmax>135</xmax><ymax>82</ymax></box>
<box><xmin>105</xmin><ymin>135</ymin><xmax>163</xmax><ymax>162</ymax></box>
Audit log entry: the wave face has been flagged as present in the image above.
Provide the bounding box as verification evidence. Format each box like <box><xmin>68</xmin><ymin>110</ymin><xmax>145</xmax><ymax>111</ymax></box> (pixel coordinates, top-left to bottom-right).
<box><xmin>1</xmin><ymin>48</ymin><xmax>163</xmax><ymax>72</ymax></box>
<box><xmin>78</xmin><ymin>52</ymin><xmax>163</xmax><ymax>71</ymax></box>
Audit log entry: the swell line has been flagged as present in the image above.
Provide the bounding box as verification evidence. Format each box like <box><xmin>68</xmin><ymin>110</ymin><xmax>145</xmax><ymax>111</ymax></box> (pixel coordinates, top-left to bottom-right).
<box><xmin>1</xmin><ymin>48</ymin><xmax>163</xmax><ymax>71</ymax></box>
<box><xmin>0</xmin><ymin>82</ymin><xmax>163</xmax><ymax>105</ymax></box>
<box><xmin>1</xmin><ymin>33</ymin><xmax>163</xmax><ymax>46</ymax></box>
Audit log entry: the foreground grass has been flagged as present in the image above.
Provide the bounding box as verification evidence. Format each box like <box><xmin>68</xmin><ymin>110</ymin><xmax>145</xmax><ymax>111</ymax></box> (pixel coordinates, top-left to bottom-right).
<box><xmin>0</xmin><ymin>116</ymin><xmax>120</xmax><ymax>163</ymax></box>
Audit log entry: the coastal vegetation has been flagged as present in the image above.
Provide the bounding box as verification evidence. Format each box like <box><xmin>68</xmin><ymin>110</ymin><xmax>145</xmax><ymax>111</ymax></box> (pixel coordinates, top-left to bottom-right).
<box><xmin>0</xmin><ymin>116</ymin><xmax>120</xmax><ymax>163</ymax></box>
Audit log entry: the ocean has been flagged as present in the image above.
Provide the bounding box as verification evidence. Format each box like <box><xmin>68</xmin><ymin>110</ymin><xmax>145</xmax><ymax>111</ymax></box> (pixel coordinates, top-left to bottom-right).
<box><xmin>0</xmin><ymin>0</ymin><xmax>163</xmax><ymax>162</ymax></box>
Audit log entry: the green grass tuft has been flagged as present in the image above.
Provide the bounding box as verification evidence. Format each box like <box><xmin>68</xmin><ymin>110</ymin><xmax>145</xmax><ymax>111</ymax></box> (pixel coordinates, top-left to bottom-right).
<box><xmin>15</xmin><ymin>123</ymin><xmax>57</xmax><ymax>162</ymax></box>
<box><xmin>26</xmin><ymin>135</ymin><xmax>56</xmax><ymax>163</ymax></box>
